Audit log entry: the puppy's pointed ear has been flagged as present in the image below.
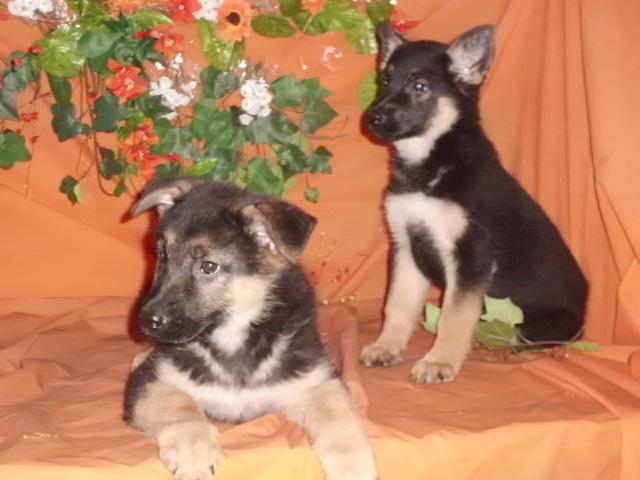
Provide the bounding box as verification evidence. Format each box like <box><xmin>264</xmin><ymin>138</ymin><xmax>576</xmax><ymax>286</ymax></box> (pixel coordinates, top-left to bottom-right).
<box><xmin>240</xmin><ymin>200</ymin><xmax>317</xmax><ymax>264</ymax></box>
<box><xmin>130</xmin><ymin>178</ymin><xmax>207</xmax><ymax>217</ymax></box>
<box><xmin>447</xmin><ymin>24</ymin><xmax>495</xmax><ymax>86</ymax></box>
<box><xmin>378</xmin><ymin>21</ymin><xmax>407</xmax><ymax>69</ymax></box>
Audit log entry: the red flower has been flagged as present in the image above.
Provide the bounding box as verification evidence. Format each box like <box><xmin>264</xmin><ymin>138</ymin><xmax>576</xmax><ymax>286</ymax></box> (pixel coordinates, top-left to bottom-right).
<box><xmin>12</xmin><ymin>57</ymin><xmax>24</xmax><ymax>69</ymax></box>
<box><xmin>21</xmin><ymin>112</ymin><xmax>39</xmax><ymax>123</ymax></box>
<box><xmin>135</xmin><ymin>25</ymin><xmax>184</xmax><ymax>59</ymax></box>
<box><xmin>30</xmin><ymin>136</ymin><xmax>39</xmax><ymax>144</ymax></box>
<box><xmin>389</xmin><ymin>19</ymin><xmax>422</xmax><ymax>33</ymax></box>
<box><xmin>28</xmin><ymin>45</ymin><xmax>43</xmax><ymax>55</ymax></box>
<box><xmin>168</xmin><ymin>0</ymin><xmax>201</xmax><ymax>23</ymax></box>
<box><xmin>124</xmin><ymin>119</ymin><xmax>159</xmax><ymax>146</ymax></box>
<box><xmin>105</xmin><ymin>59</ymin><xmax>147</xmax><ymax>100</ymax></box>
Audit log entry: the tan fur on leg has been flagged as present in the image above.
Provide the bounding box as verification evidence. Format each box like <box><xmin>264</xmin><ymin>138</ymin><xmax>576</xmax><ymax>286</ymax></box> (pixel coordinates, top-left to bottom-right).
<box><xmin>411</xmin><ymin>291</ymin><xmax>483</xmax><ymax>383</ymax></box>
<box><xmin>130</xmin><ymin>381</ymin><xmax>221</xmax><ymax>480</ymax></box>
<box><xmin>360</xmin><ymin>245</ymin><xmax>430</xmax><ymax>367</ymax></box>
<box><xmin>284</xmin><ymin>378</ymin><xmax>378</xmax><ymax>480</ymax></box>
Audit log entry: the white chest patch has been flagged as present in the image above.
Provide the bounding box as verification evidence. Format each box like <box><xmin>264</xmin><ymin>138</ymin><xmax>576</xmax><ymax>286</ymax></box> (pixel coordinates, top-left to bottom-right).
<box><xmin>385</xmin><ymin>192</ymin><xmax>469</xmax><ymax>287</ymax></box>
<box><xmin>393</xmin><ymin>97</ymin><xmax>459</xmax><ymax>166</ymax></box>
<box><xmin>156</xmin><ymin>359</ymin><xmax>333</xmax><ymax>422</ymax></box>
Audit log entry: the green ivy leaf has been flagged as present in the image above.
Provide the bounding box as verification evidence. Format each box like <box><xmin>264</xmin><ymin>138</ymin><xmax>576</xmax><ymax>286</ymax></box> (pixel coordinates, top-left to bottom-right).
<box><xmin>569</xmin><ymin>341</ymin><xmax>602</xmax><ymax>352</ymax></box>
<box><xmin>246</xmin><ymin>157</ymin><xmax>284</xmax><ymax>197</ymax></box>
<box><xmin>422</xmin><ymin>303</ymin><xmax>441</xmax><ymax>334</ymax></box>
<box><xmin>244</xmin><ymin>110</ymin><xmax>299</xmax><ymax>144</ymax></box>
<box><xmin>47</xmin><ymin>74</ymin><xmax>72</xmax><ymax>104</ymax></box>
<box><xmin>0</xmin><ymin>131</ymin><xmax>31</xmax><ymax>169</ymax></box>
<box><xmin>3</xmin><ymin>53</ymin><xmax>40</xmax><ymax>92</ymax></box>
<box><xmin>198</xmin><ymin>19</ymin><xmax>245</xmax><ymax>71</ymax></box>
<box><xmin>71</xmin><ymin>0</ymin><xmax>110</xmax><ymax>31</ymax></box>
<box><xmin>365</xmin><ymin>0</ymin><xmax>393</xmax><ymax>27</ymax></box>
<box><xmin>87</xmin><ymin>51</ymin><xmax>112</xmax><ymax>76</ymax></box>
<box><xmin>114</xmin><ymin>181</ymin><xmax>128</xmax><ymax>196</ymax></box>
<box><xmin>480</xmin><ymin>296</ymin><xmax>525</xmax><ymax>327</ymax></box>
<box><xmin>271</xmin><ymin>75</ymin><xmax>307</xmax><ymax>108</ymax></box>
<box><xmin>152</xmin><ymin>126</ymin><xmax>196</xmax><ymax>158</ymax></box>
<box><xmin>280</xmin><ymin>0</ymin><xmax>304</xmax><ymax>16</ymax></box>
<box><xmin>129</xmin><ymin>9</ymin><xmax>173</xmax><ymax>29</ymax></box>
<box><xmin>190</xmin><ymin>101</ymin><xmax>245</xmax><ymax>150</ymax></box>
<box><xmin>274</xmin><ymin>144</ymin><xmax>306</xmax><ymax>178</ymax></box>
<box><xmin>156</xmin><ymin>161</ymin><xmax>183</xmax><ymax>179</ymax></box>
<box><xmin>301</xmin><ymin>98</ymin><xmax>337</xmax><ymax>133</ymax></box>
<box><xmin>135</xmin><ymin>37</ymin><xmax>164</xmax><ymax>64</ymax></box>
<box><xmin>94</xmin><ymin>95</ymin><xmax>132</xmax><ymax>132</ymax></box>
<box><xmin>359</xmin><ymin>71</ymin><xmax>378</xmax><ymax>110</ymax></box>
<box><xmin>344</xmin><ymin>15</ymin><xmax>377</xmax><ymax>55</ymax></box>
<box><xmin>78</xmin><ymin>32</ymin><xmax>123</xmax><ymax>58</ymax></box>
<box><xmin>138</xmin><ymin>94</ymin><xmax>174</xmax><ymax>120</ymax></box>
<box><xmin>304</xmin><ymin>187</ymin><xmax>319</xmax><ymax>203</ymax></box>
<box><xmin>184</xmin><ymin>159</ymin><xmax>218</xmax><ymax>176</ymax></box>
<box><xmin>200</xmin><ymin>67</ymin><xmax>239</xmax><ymax>99</ymax></box>
<box><xmin>252</xmin><ymin>15</ymin><xmax>296</xmax><ymax>37</ymax></box>
<box><xmin>36</xmin><ymin>27</ymin><xmax>85</xmax><ymax>78</ymax></box>
<box><xmin>51</xmin><ymin>103</ymin><xmax>83</xmax><ymax>141</ymax></box>
<box><xmin>0</xmin><ymin>89</ymin><xmax>19</xmax><ymax>121</ymax></box>
<box><xmin>300</xmin><ymin>78</ymin><xmax>332</xmax><ymax>101</ymax></box>
<box><xmin>60</xmin><ymin>175</ymin><xmax>83</xmax><ymax>204</ymax></box>
<box><xmin>98</xmin><ymin>148</ymin><xmax>124</xmax><ymax>179</ymax></box>
<box><xmin>474</xmin><ymin>320</ymin><xmax>515</xmax><ymax>351</ymax></box>
<box><xmin>306</xmin><ymin>145</ymin><xmax>333</xmax><ymax>173</ymax></box>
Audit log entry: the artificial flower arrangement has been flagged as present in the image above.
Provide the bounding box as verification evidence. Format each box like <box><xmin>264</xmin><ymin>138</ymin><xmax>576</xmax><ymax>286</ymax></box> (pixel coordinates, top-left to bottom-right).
<box><xmin>0</xmin><ymin>0</ymin><xmax>396</xmax><ymax>203</ymax></box>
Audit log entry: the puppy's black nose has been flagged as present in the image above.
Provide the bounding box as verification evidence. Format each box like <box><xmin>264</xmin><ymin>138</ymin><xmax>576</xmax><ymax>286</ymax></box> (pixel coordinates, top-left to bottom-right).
<box><xmin>369</xmin><ymin>112</ymin><xmax>384</xmax><ymax>125</ymax></box>
<box><xmin>150</xmin><ymin>312</ymin><xmax>169</xmax><ymax>330</ymax></box>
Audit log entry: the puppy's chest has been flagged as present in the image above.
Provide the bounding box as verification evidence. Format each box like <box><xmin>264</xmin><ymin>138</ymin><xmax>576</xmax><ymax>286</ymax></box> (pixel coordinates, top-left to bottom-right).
<box><xmin>385</xmin><ymin>191</ymin><xmax>469</xmax><ymax>261</ymax></box>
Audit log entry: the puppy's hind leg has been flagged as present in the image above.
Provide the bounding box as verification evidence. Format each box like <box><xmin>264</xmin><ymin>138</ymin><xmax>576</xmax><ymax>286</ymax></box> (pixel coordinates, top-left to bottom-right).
<box><xmin>127</xmin><ymin>377</ymin><xmax>221</xmax><ymax>480</ymax></box>
<box><xmin>285</xmin><ymin>377</ymin><xmax>378</xmax><ymax>480</ymax></box>
<box><xmin>360</xmin><ymin>245</ymin><xmax>431</xmax><ymax>367</ymax></box>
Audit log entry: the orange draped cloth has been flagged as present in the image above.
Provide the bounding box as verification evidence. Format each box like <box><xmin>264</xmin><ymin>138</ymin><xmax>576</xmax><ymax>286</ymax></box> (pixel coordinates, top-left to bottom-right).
<box><xmin>1</xmin><ymin>0</ymin><xmax>639</xmax><ymax>478</ymax></box>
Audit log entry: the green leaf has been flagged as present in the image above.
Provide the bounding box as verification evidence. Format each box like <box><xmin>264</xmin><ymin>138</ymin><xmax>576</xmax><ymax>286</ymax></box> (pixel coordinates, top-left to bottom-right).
<box><xmin>94</xmin><ymin>95</ymin><xmax>132</xmax><ymax>132</ymax></box>
<box><xmin>87</xmin><ymin>51</ymin><xmax>112</xmax><ymax>75</ymax></box>
<box><xmin>98</xmin><ymin>148</ymin><xmax>124</xmax><ymax>179</ymax></box>
<box><xmin>271</xmin><ymin>75</ymin><xmax>307</xmax><ymax>108</ymax></box>
<box><xmin>289</xmin><ymin>129</ymin><xmax>311</xmax><ymax>153</ymax></box>
<box><xmin>198</xmin><ymin>20</ymin><xmax>245</xmax><ymax>71</ymax></box>
<box><xmin>200</xmin><ymin>67</ymin><xmax>239</xmax><ymax>99</ymax></box>
<box><xmin>480</xmin><ymin>296</ymin><xmax>525</xmax><ymax>327</ymax></box>
<box><xmin>190</xmin><ymin>101</ymin><xmax>245</xmax><ymax>150</ymax></box>
<box><xmin>36</xmin><ymin>27</ymin><xmax>85</xmax><ymax>78</ymax></box>
<box><xmin>138</xmin><ymin>94</ymin><xmax>174</xmax><ymax>120</ymax></box>
<box><xmin>152</xmin><ymin>126</ymin><xmax>195</xmax><ymax>158</ymax></box>
<box><xmin>129</xmin><ymin>9</ymin><xmax>173</xmax><ymax>29</ymax></box>
<box><xmin>305</xmin><ymin>187</ymin><xmax>319</xmax><ymax>203</ymax></box>
<box><xmin>274</xmin><ymin>144</ymin><xmax>306</xmax><ymax>178</ymax></box>
<box><xmin>422</xmin><ymin>303</ymin><xmax>441</xmax><ymax>334</ymax></box>
<box><xmin>60</xmin><ymin>176</ymin><xmax>83</xmax><ymax>204</ymax></box>
<box><xmin>300</xmin><ymin>78</ymin><xmax>332</xmax><ymax>101</ymax></box>
<box><xmin>359</xmin><ymin>71</ymin><xmax>378</xmax><ymax>110</ymax></box>
<box><xmin>114</xmin><ymin>181</ymin><xmax>128</xmax><ymax>196</ymax></box>
<box><xmin>0</xmin><ymin>131</ymin><xmax>31</xmax><ymax>169</ymax></box>
<box><xmin>343</xmin><ymin>14</ymin><xmax>377</xmax><ymax>55</ymax></box>
<box><xmin>569</xmin><ymin>341</ymin><xmax>602</xmax><ymax>352</ymax></box>
<box><xmin>47</xmin><ymin>74</ymin><xmax>72</xmax><ymax>104</ymax></box>
<box><xmin>365</xmin><ymin>0</ymin><xmax>394</xmax><ymax>27</ymax></box>
<box><xmin>306</xmin><ymin>145</ymin><xmax>333</xmax><ymax>173</ymax></box>
<box><xmin>244</xmin><ymin>110</ymin><xmax>298</xmax><ymax>144</ymax></box>
<box><xmin>252</xmin><ymin>15</ymin><xmax>296</xmax><ymax>37</ymax></box>
<box><xmin>246</xmin><ymin>157</ymin><xmax>284</xmax><ymax>197</ymax></box>
<box><xmin>3</xmin><ymin>53</ymin><xmax>40</xmax><ymax>92</ymax></box>
<box><xmin>0</xmin><ymin>89</ymin><xmax>19</xmax><ymax>121</ymax></box>
<box><xmin>184</xmin><ymin>159</ymin><xmax>218</xmax><ymax>176</ymax></box>
<box><xmin>51</xmin><ymin>103</ymin><xmax>83</xmax><ymax>141</ymax></box>
<box><xmin>71</xmin><ymin>0</ymin><xmax>110</xmax><ymax>31</ymax></box>
<box><xmin>474</xmin><ymin>320</ymin><xmax>515</xmax><ymax>351</ymax></box>
<box><xmin>117</xmin><ymin>111</ymin><xmax>147</xmax><ymax>141</ymax></box>
<box><xmin>135</xmin><ymin>37</ymin><xmax>164</xmax><ymax>63</ymax></box>
<box><xmin>280</xmin><ymin>0</ymin><xmax>304</xmax><ymax>16</ymax></box>
<box><xmin>78</xmin><ymin>32</ymin><xmax>123</xmax><ymax>58</ymax></box>
<box><xmin>156</xmin><ymin>161</ymin><xmax>183</xmax><ymax>179</ymax></box>
<box><xmin>301</xmin><ymin>98</ymin><xmax>337</xmax><ymax>133</ymax></box>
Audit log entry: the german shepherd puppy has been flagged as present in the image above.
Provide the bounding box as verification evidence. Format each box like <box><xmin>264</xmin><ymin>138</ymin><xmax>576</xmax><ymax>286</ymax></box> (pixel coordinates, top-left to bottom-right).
<box><xmin>360</xmin><ymin>23</ymin><xmax>588</xmax><ymax>383</ymax></box>
<box><xmin>125</xmin><ymin>178</ymin><xmax>377</xmax><ymax>480</ymax></box>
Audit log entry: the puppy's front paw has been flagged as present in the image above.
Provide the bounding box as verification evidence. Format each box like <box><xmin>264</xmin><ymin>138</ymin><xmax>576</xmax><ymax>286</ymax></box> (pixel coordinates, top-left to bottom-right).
<box><xmin>158</xmin><ymin>421</ymin><xmax>221</xmax><ymax>480</ymax></box>
<box><xmin>410</xmin><ymin>359</ymin><xmax>457</xmax><ymax>384</ymax></box>
<box><xmin>360</xmin><ymin>343</ymin><xmax>403</xmax><ymax>368</ymax></box>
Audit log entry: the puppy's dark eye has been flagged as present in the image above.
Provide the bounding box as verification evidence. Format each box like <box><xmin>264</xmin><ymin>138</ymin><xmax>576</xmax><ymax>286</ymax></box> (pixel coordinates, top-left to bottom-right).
<box><xmin>413</xmin><ymin>81</ymin><xmax>428</xmax><ymax>92</ymax></box>
<box><xmin>200</xmin><ymin>261</ymin><xmax>220</xmax><ymax>275</ymax></box>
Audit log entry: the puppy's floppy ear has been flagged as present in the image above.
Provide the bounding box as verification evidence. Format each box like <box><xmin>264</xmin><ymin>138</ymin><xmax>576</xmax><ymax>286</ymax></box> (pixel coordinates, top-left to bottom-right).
<box><xmin>130</xmin><ymin>177</ymin><xmax>207</xmax><ymax>217</ymax></box>
<box><xmin>447</xmin><ymin>24</ymin><xmax>495</xmax><ymax>86</ymax></box>
<box><xmin>239</xmin><ymin>200</ymin><xmax>317</xmax><ymax>264</ymax></box>
<box><xmin>378</xmin><ymin>21</ymin><xmax>407</xmax><ymax>69</ymax></box>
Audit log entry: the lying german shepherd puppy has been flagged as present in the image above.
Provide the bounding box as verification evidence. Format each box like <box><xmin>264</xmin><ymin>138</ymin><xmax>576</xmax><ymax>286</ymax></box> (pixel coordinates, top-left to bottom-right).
<box><xmin>360</xmin><ymin>23</ymin><xmax>588</xmax><ymax>383</ymax></box>
<box><xmin>125</xmin><ymin>178</ymin><xmax>377</xmax><ymax>480</ymax></box>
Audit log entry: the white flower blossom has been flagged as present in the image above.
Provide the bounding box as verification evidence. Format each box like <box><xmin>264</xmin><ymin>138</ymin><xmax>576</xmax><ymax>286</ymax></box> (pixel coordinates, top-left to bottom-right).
<box><xmin>195</xmin><ymin>0</ymin><xmax>222</xmax><ymax>21</ymax></box>
<box><xmin>8</xmin><ymin>0</ymin><xmax>54</xmax><ymax>20</ymax></box>
<box><xmin>239</xmin><ymin>79</ymin><xmax>272</xmax><ymax>125</ymax></box>
<box><xmin>149</xmin><ymin>76</ymin><xmax>191</xmax><ymax>120</ymax></box>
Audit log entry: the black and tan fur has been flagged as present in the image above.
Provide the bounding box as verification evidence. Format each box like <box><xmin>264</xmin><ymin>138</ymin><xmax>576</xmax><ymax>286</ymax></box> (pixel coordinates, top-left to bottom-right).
<box><xmin>360</xmin><ymin>23</ymin><xmax>588</xmax><ymax>383</ymax></box>
<box><xmin>125</xmin><ymin>178</ymin><xmax>377</xmax><ymax>480</ymax></box>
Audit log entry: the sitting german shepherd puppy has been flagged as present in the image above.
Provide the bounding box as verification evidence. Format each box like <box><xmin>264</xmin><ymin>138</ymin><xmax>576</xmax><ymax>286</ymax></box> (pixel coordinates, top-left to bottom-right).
<box><xmin>360</xmin><ymin>23</ymin><xmax>588</xmax><ymax>383</ymax></box>
<box><xmin>125</xmin><ymin>178</ymin><xmax>377</xmax><ymax>480</ymax></box>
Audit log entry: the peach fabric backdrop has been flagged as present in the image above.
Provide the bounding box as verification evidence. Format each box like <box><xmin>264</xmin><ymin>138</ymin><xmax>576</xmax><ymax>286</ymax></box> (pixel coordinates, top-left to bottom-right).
<box><xmin>1</xmin><ymin>0</ymin><xmax>640</xmax><ymax>479</ymax></box>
